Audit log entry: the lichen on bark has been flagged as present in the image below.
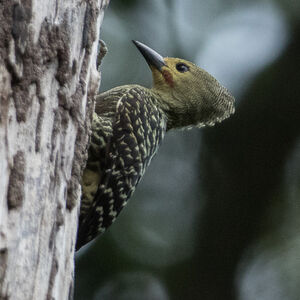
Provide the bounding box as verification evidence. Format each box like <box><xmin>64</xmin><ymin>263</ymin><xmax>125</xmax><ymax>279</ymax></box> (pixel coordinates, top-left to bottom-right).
<box><xmin>0</xmin><ymin>0</ymin><xmax>110</xmax><ymax>299</ymax></box>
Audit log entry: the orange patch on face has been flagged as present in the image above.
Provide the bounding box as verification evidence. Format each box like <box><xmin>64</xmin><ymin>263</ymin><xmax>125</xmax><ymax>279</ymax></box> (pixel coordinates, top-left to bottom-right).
<box><xmin>162</xmin><ymin>70</ymin><xmax>174</xmax><ymax>87</ymax></box>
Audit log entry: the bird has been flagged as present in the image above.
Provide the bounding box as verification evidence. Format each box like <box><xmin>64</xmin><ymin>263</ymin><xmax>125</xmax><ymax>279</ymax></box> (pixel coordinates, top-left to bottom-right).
<box><xmin>76</xmin><ymin>40</ymin><xmax>235</xmax><ymax>250</ymax></box>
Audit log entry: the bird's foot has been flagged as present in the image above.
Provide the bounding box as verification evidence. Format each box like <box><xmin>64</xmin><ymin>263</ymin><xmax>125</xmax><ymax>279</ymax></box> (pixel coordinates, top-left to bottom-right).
<box><xmin>97</xmin><ymin>39</ymin><xmax>108</xmax><ymax>71</ymax></box>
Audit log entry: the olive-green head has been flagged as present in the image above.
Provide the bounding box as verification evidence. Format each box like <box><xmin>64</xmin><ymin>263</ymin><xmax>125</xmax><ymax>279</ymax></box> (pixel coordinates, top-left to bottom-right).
<box><xmin>133</xmin><ymin>40</ymin><xmax>235</xmax><ymax>129</ymax></box>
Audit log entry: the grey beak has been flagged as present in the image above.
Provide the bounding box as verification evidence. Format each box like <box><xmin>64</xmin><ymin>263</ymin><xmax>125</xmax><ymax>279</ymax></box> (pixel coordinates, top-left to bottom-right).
<box><xmin>132</xmin><ymin>40</ymin><xmax>166</xmax><ymax>71</ymax></box>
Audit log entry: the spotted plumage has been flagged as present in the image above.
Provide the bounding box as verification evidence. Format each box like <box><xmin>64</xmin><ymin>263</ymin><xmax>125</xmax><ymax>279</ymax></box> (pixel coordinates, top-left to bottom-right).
<box><xmin>76</xmin><ymin>85</ymin><xmax>167</xmax><ymax>250</ymax></box>
<box><xmin>76</xmin><ymin>41</ymin><xmax>235</xmax><ymax>250</ymax></box>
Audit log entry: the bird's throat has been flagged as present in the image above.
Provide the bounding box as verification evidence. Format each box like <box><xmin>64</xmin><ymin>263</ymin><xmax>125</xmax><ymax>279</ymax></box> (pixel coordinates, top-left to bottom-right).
<box><xmin>162</xmin><ymin>70</ymin><xmax>174</xmax><ymax>87</ymax></box>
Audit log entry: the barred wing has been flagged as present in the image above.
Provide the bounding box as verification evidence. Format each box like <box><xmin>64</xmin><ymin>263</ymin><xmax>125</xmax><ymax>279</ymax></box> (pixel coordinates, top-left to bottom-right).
<box><xmin>76</xmin><ymin>87</ymin><xmax>167</xmax><ymax>250</ymax></box>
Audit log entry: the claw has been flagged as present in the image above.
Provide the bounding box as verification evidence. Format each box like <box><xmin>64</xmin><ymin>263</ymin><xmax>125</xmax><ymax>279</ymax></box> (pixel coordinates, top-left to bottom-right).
<box><xmin>97</xmin><ymin>39</ymin><xmax>108</xmax><ymax>70</ymax></box>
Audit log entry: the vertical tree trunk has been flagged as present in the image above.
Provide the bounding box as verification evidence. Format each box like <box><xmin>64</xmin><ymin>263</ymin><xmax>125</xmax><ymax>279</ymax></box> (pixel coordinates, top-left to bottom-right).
<box><xmin>0</xmin><ymin>0</ymin><xmax>109</xmax><ymax>299</ymax></box>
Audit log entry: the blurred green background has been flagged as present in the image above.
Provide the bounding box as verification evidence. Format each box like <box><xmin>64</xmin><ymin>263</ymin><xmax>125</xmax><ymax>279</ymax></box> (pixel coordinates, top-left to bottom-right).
<box><xmin>75</xmin><ymin>0</ymin><xmax>300</xmax><ymax>299</ymax></box>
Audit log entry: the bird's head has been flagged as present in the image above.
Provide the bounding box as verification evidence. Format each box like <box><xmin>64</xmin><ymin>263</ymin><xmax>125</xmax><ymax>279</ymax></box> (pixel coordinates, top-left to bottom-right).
<box><xmin>133</xmin><ymin>40</ymin><xmax>235</xmax><ymax>130</ymax></box>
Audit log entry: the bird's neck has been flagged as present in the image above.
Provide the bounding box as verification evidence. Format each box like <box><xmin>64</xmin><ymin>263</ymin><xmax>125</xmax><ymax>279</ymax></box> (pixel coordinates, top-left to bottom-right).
<box><xmin>149</xmin><ymin>88</ymin><xmax>193</xmax><ymax>130</ymax></box>
<box><xmin>148</xmin><ymin>88</ymin><xmax>171</xmax><ymax>112</ymax></box>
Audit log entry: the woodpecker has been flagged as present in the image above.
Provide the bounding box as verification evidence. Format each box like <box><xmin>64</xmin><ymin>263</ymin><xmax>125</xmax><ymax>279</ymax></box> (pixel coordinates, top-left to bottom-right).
<box><xmin>76</xmin><ymin>40</ymin><xmax>235</xmax><ymax>250</ymax></box>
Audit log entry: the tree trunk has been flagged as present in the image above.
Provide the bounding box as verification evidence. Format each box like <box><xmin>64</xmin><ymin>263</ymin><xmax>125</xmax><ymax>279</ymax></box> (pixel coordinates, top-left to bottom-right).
<box><xmin>0</xmin><ymin>0</ymin><xmax>109</xmax><ymax>299</ymax></box>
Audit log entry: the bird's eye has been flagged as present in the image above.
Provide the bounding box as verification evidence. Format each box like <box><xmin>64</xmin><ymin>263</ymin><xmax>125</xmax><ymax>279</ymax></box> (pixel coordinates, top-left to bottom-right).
<box><xmin>176</xmin><ymin>63</ymin><xmax>189</xmax><ymax>73</ymax></box>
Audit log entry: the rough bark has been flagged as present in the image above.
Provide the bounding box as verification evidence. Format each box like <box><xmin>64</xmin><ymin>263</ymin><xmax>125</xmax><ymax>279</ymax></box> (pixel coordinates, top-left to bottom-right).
<box><xmin>0</xmin><ymin>0</ymin><xmax>109</xmax><ymax>299</ymax></box>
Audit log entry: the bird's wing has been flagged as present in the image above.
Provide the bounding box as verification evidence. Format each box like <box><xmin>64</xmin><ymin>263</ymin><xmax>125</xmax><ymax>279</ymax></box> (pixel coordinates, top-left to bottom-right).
<box><xmin>76</xmin><ymin>86</ymin><xmax>166</xmax><ymax>250</ymax></box>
